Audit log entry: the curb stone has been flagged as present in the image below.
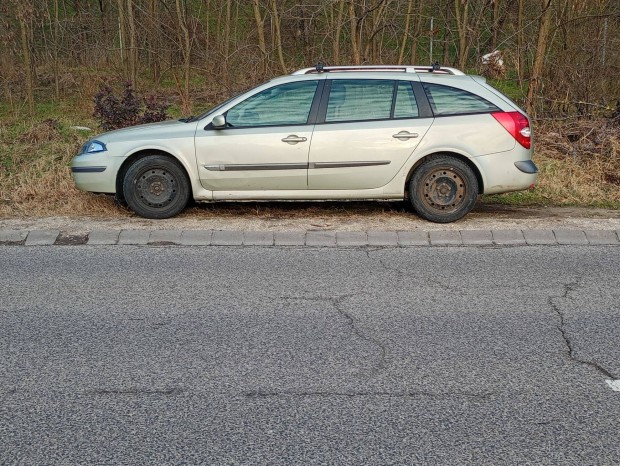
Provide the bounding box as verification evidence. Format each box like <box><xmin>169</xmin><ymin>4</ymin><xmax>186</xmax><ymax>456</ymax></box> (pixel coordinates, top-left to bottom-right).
<box><xmin>0</xmin><ymin>230</ymin><xmax>28</xmax><ymax>244</ymax></box>
<box><xmin>1</xmin><ymin>229</ymin><xmax>619</xmax><ymax>247</ymax></box>
<box><xmin>429</xmin><ymin>230</ymin><xmax>462</xmax><ymax>246</ymax></box>
<box><xmin>25</xmin><ymin>230</ymin><xmax>60</xmax><ymax>246</ymax></box>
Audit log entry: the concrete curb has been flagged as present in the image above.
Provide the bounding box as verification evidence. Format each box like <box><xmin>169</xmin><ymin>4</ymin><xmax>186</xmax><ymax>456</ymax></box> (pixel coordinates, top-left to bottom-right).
<box><xmin>1</xmin><ymin>229</ymin><xmax>619</xmax><ymax>247</ymax></box>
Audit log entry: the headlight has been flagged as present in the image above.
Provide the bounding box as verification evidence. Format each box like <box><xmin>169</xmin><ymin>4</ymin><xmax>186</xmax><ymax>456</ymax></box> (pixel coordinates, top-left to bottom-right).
<box><xmin>81</xmin><ymin>140</ymin><xmax>107</xmax><ymax>154</ymax></box>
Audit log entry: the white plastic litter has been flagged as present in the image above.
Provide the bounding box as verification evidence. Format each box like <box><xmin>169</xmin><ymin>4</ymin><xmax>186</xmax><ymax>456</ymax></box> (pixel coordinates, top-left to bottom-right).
<box><xmin>605</xmin><ymin>380</ymin><xmax>620</xmax><ymax>391</ymax></box>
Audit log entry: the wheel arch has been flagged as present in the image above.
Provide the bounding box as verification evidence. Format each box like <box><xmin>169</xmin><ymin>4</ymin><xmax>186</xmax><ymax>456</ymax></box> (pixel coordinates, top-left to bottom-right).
<box><xmin>115</xmin><ymin>149</ymin><xmax>191</xmax><ymax>202</ymax></box>
<box><xmin>404</xmin><ymin>151</ymin><xmax>484</xmax><ymax>196</ymax></box>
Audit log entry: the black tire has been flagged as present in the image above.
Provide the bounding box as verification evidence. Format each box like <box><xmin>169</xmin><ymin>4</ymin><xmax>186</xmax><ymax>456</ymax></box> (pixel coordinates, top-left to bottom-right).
<box><xmin>122</xmin><ymin>155</ymin><xmax>190</xmax><ymax>219</ymax></box>
<box><xmin>408</xmin><ymin>154</ymin><xmax>479</xmax><ymax>223</ymax></box>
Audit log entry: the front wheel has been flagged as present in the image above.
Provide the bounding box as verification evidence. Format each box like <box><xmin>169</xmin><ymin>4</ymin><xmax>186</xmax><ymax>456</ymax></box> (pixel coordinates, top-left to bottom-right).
<box><xmin>122</xmin><ymin>155</ymin><xmax>190</xmax><ymax>219</ymax></box>
<box><xmin>408</xmin><ymin>155</ymin><xmax>479</xmax><ymax>223</ymax></box>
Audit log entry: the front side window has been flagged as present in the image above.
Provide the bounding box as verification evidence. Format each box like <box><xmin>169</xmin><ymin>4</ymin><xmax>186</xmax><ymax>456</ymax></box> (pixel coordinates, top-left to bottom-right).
<box><xmin>423</xmin><ymin>83</ymin><xmax>499</xmax><ymax>116</ymax></box>
<box><xmin>226</xmin><ymin>80</ymin><xmax>318</xmax><ymax>127</ymax></box>
<box><xmin>325</xmin><ymin>80</ymin><xmax>394</xmax><ymax>123</ymax></box>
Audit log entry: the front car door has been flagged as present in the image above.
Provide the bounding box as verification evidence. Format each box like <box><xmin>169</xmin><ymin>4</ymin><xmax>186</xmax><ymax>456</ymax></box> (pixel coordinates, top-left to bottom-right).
<box><xmin>308</xmin><ymin>78</ymin><xmax>433</xmax><ymax>190</ymax></box>
<box><xmin>195</xmin><ymin>79</ymin><xmax>322</xmax><ymax>192</ymax></box>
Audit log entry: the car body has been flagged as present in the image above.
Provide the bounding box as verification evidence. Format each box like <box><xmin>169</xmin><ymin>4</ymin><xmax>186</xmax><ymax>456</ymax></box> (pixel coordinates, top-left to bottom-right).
<box><xmin>72</xmin><ymin>65</ymin><xmax>538</xmax><ymax>222</ymax></box>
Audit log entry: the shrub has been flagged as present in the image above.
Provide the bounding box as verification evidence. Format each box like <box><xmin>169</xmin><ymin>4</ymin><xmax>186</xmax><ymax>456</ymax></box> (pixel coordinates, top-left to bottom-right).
<box><xmin>93</xmin><ymin>81</ymin><xmax>169</xmax><ymax>131</ymax></box>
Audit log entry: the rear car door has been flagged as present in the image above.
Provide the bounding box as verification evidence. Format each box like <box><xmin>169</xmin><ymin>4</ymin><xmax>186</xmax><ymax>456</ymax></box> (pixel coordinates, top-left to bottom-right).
<box><xmin>308</xmin><ymin>78</ymin><xmax>433</xmax><ymax>190</ymax></box>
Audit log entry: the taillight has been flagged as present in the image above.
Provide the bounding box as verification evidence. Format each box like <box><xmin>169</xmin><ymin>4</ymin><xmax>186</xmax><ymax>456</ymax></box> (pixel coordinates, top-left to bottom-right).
<box><xmin>492</xmin><ymin>111</ymin><xmax>531</xmax><ymax>149</ymax></box>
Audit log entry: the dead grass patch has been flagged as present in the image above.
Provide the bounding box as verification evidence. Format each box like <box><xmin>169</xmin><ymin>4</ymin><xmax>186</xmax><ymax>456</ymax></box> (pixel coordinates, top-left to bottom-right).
<box><xmin>1</xmin><ymin>116</ymin><xmax>619</xmax><ymax>219</ymax></box>
<box><xmin>0</xmin><ymin>117</ymin><xmax>129</xmax><ymax>218</ymax></box>
<box><xmin>488</xmin><ymin>118</ymin><xmax>620</xmax><ymax>208</ymax></box>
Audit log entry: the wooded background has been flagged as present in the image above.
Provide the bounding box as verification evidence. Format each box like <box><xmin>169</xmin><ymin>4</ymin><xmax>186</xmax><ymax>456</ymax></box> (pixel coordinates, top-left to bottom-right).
<box><xmin>1</xmin><ymin>0</ymin><xmax>618</xmax><ymax>118</ymax></box>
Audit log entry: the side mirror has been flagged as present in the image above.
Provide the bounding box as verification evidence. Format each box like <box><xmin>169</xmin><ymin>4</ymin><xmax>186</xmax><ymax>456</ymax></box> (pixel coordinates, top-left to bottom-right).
<box><xmin>212</xmin><ymin>114</ymin><xmax>226</xmax><ymax>129</ymax></box>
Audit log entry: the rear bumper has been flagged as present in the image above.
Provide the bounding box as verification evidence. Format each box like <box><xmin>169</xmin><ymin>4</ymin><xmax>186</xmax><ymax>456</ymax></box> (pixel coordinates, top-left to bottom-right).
<box><xmin>474</xmin><ymin>149</ymin><xmax>538</xmax><ymax>194</ymax></box>
<box><xmin>514</xmin><ymin>160</ymin><xmax>538</xmax><ymax>174</ymax></box>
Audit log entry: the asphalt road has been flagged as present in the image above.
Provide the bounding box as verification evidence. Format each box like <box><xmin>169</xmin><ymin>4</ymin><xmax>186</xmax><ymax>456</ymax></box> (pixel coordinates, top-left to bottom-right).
<box><xmin>1</xmin><ymin>245</ymin><xmax>620</xmax><ymax>464</ymax></box>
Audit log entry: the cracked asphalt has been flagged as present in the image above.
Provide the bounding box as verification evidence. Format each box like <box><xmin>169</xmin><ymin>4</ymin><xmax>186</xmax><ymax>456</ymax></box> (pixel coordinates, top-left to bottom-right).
<box><xmin>1</xmin><ymin>245</ymin><xmax>620</xmax><ymax>464</ymax></box>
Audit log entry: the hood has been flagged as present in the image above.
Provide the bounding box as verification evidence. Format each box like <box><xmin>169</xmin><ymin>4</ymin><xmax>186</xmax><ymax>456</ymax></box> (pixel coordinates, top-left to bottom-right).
<box><xmin>96</xmin><ymin>119</ymin><xmax>192</xmax><ymax>142</ymax></box>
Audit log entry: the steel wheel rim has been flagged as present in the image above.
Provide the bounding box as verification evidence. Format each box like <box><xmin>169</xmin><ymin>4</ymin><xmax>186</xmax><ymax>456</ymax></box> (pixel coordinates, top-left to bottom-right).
<box><xmin>418</xmin><ymin>166</ymin><xmax>467</xmax><ymax>213</ymax></box>
<box><xmin>134</xmin><ymin>168</ymin><xmax>178</xmax><ymax>208</ymax></box>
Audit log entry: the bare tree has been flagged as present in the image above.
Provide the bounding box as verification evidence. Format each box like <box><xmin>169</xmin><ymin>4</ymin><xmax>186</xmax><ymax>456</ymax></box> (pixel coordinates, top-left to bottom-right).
<box><xmin>175</xmin><ymin>0</ymin><xmax>192</xmax><ymax>114</ymax></box>
<box><xmin>252</xmin><ymin>0</ymin><xmax>268</xmax><ymax>71</ymax></box>
<box><xmin>13</xmin><ymin>0</ymin><xmax>35</xmax><ymax>115</ymax></box>
<box><xmin>269</xmin><ymin>0</ymin><xmax>287</xmax><ymax>73</ymax></box>
<box><xmin>526</xmin><ymin>0</ymin><xmax>554</xmax><ymax>115</ymax></box>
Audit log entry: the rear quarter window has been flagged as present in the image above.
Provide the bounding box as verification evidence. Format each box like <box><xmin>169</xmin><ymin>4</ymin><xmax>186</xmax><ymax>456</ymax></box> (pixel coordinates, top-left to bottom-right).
<box><xmin>423</xmin><ymin>83</ymin><xmax>499</xmax><ymax>116</ymax></box>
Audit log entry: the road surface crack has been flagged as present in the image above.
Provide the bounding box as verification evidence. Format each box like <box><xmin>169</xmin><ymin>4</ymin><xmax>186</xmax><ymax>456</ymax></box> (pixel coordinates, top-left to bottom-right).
<box><xmin>281</xmin><ymin>293</ymin><xmax>387</xmax><ymax>379</ymax></box>
<box><xmin>243</xmin><ymin>389</ymin><xmax>493</xmax><ymax>399</ymax></box>
<box><xmin>88</xmin><ymin>387</ymin><xmax>182</xmax><ymax>396</ymax></box>
<box><xmin>549</xmin><ymin>279</ymin><xmax>617</xmax><ymax>379</ymax></box>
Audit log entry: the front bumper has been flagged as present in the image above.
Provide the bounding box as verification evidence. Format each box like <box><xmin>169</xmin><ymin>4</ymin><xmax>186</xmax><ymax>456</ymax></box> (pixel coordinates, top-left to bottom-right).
<box><xmin>71</xmin><ymin>154</ymin><xmax>120</xmax><ymax>193</ymax></box>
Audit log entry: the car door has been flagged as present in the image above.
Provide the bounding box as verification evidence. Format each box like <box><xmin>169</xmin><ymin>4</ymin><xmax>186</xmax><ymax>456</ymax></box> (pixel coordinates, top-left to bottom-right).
<box><xmin>195</xmin><ymin>80</ymin><xmax>321</xmax><ymax>191</ymax></box>
<box><xmin>308</xmin><ymin>79</ymin><xmax>433</xmax><ymax>190</ymax></box>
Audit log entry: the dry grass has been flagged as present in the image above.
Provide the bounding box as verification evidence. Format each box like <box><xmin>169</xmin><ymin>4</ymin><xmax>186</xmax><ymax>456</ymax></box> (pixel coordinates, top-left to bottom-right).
<box><xmin>488</xmin><ymin>118</ymin><xmax>620</xmax><ymax>208</ymax></box>
<box><xmin>1</xmin><ymin>115</ymin><xmax>619</xmax><ymax>219</ymax></box>
<box><xmin>0</xmin><ymin>118</ymin><xmax>129</xmax><ymax>218</ymax></box>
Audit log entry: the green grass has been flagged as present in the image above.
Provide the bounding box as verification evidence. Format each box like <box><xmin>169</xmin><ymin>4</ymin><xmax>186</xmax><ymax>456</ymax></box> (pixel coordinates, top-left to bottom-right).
<box><xmin>484</xmin><ymin>191</ymin><xmax>620</xmax><ymax>210</ymax></box>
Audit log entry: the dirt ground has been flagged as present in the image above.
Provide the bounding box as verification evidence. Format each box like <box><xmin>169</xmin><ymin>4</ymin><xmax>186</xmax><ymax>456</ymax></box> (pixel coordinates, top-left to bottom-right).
<box><xmin>1</xmin><ymin>201</ymin><xmax>619</xmax><ymax>233</ymax></box>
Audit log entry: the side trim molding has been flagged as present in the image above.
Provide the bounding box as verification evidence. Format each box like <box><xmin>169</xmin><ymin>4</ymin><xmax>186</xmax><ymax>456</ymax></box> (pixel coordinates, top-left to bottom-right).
<box><xmin>204</xmin><ymin>160</ymin><xmax>391</xmax><ymax>171</ymax></box>
<box><xmin>204</xmin><ymin>163</ymin><xmax>308</xmax><ymax>171</ymax></box>
<box><xmin>309</xmin><ymin>161</ymin><xmax>391</xmax><ymax>169</ymax></box>
<box><xmin>71</xmin><ymin>166</ymin><xmax>107</xmax><ymax>173</ymax></box>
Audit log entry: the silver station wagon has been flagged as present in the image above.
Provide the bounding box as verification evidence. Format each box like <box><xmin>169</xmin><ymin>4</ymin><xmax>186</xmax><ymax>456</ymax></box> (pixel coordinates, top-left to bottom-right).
<box><xmin>72</xmin><ymin>65</ymin><xmax>538</xmax><ymax>223</ymax></box>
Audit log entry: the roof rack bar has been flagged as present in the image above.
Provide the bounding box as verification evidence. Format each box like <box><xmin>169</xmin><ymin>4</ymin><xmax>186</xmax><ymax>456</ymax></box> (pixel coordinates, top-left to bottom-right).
<box><xmin>292</xmin><ymin>65</ymin><xmax>465</xmax><ymax>76</ymax></box>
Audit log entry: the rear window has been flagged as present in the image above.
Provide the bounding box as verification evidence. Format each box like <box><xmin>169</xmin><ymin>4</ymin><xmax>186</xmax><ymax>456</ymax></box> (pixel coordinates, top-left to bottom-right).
<box><xmin>423</xmin><ymin>83</ymin><xmax>499</xmax><ymax>116</ymax></box>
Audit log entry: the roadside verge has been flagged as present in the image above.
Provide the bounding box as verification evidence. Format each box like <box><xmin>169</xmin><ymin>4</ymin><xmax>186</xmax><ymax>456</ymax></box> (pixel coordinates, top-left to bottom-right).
<box><xmin>1</xmin><ymin>229</ymin><xmax>619</xmax><ymax>247</ymax></box>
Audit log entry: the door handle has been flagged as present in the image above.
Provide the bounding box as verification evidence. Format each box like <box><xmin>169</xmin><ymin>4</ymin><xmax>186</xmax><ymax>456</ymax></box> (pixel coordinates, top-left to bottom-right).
<box><xmin>392</xmin><ymin>131</ymin><xmax>419</xmax><ymax>140</ymax></box>
<box><xmin>281</xmin><ymin>135</ymin><xmax>307</xmax><ymax>144</ymax></box>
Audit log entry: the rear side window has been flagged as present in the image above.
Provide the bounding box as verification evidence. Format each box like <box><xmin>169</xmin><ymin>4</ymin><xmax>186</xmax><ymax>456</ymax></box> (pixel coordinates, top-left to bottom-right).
<box><xmin>326</xmin><ymin>80</ymin><xmax>394</xmax><ymax>122</ymax></box>
<box><xmin>423</xmin><ymin>83</ymin><xmax>499</xmax><ymax>116</ymax></box>
<box><xmin>393</xmin><ymin>82</ymin><xmax>419</xmax><ymax>119</ymax></box>
<box><xmin>325</xmin><ymin>80</ymin><xmax>421</xmax><ymax>122</ymax></box>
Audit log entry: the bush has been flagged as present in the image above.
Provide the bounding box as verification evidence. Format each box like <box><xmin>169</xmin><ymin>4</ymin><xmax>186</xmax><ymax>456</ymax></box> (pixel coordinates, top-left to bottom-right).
<box><xmin>93</xmin><ymin>81</ymin><xmax>169</xmax><ymax>131</ymax></box>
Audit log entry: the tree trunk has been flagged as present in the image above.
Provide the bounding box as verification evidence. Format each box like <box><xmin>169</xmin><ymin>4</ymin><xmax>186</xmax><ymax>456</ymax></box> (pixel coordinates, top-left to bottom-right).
<box><xmin>526</xmin><ymin>0</ymin><xmax>554</xmax><ymax>116</ymax></box>
<box><xmin>399</xmin><ymin>0</ymin><xmax>414</xmax><ymax>65</ymax></box>
<box><xmin>490</xmin><ymin>0</ymin><xmax>502</xmax><ymax>50</ymax></box>
<box><xmin>332</xmin><ymin>0</ymin><xmax>345</xmax><ymax>64</ymax></box>
<box><xmin>175</xmin><ymin>0</ymin><xmax>192</xmax><ymax>115</ymax></box>
<box><xmin>117</xmin><ymin>0</ymin><xmax>128</xmax><ymax>79</ymax></box>
<box><xmin>148</xmin><ymin>0</ymin><xmax>160</xmax><ymax>83</ymax></box>
<box><xmin>270</xmin><ymin>0</ymin><xmax>287</xmax><ymax>73</ymax></box>
<box><xmin>223</xmin><ymin>0</ymin><xmax>232</xmax><ymax>73</ymax></box>
<box><xmin>126</xmin><ymin>0</ymin><xmax>137</xmax><ymax>86</ymax></box>
<box><xmin>517</xmin><ymin>0</ymin><xmax>524</xmax><ymax>84</ymax></box>
<box><xmin>410</xmin><ymin>0</ymin><xmax>424</xmax><ymax>64</ymax></box>
<box><xmin>363</xmin><ymin>0</ymin><xmax>389</xmax><ymax>63</ymax></box>
<box><xmin>349</xmin><ymin>1</ymin><xmax>361</xmax><ymax>64</ymax></box>
<box><xmin>454</xmin><ymin>0</ymin><xmax>470</xmax><ymax>69</ymax></box>
<box><xmin>252</xmin><ymin>0</ymin><xmax>267</xmax><ymax>71</ymax></box>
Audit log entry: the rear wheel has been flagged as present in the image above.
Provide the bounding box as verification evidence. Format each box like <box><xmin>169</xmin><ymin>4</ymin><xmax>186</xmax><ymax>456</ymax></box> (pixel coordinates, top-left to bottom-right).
<box><xmin>122</xmin><ymin>155</ymin><xmax>190</xmax><ymax>219</ymax></box>
<box><xmin>409</xmin><ymin>155</ymin><xmax>478</xmax><ymax>223</ymax></box>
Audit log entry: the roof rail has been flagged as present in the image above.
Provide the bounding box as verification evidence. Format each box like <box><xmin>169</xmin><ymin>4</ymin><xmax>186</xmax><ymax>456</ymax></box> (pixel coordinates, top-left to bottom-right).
<box><xmin>292</xmin><ymin>64</ymin><xmax>465</xmax><ymax>76</ymax></box>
